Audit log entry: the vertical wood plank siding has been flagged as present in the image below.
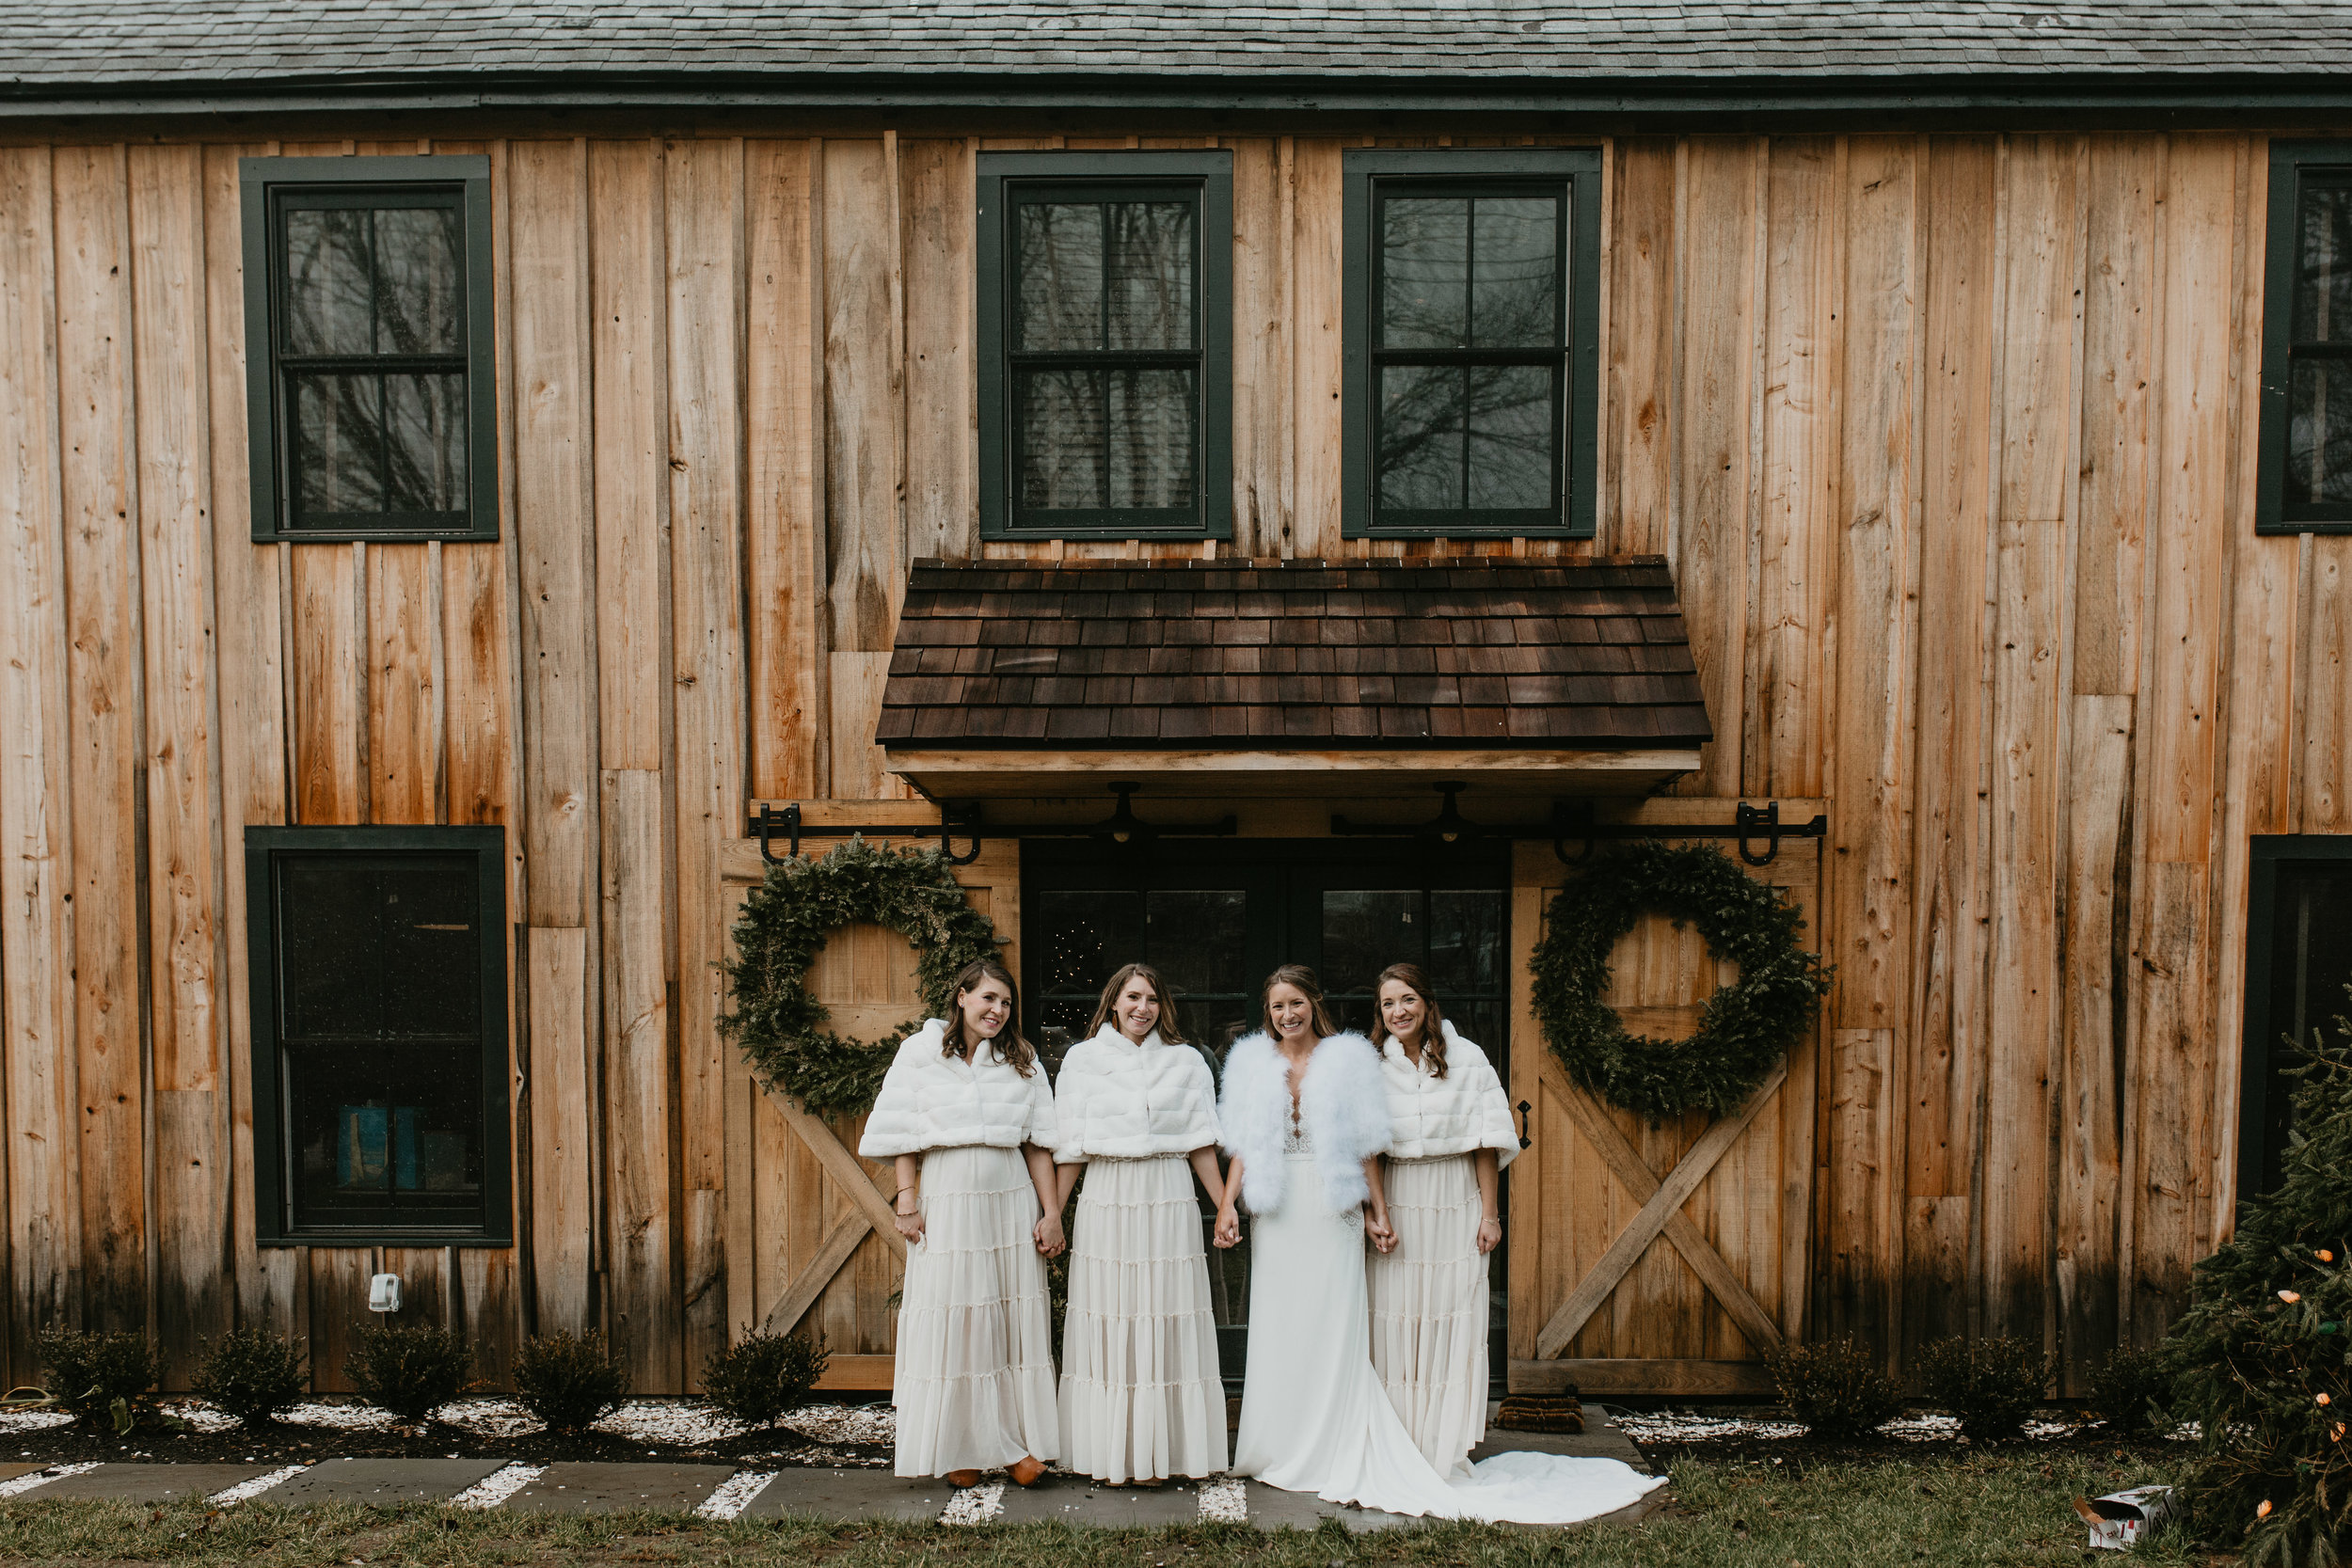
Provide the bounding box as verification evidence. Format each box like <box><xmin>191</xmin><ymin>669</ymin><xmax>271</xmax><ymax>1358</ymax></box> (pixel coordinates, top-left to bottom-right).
<box><xmin>0</xmin><ymin>126</ymin><xmax>2325</xmax><ymax>1388</ymax></box>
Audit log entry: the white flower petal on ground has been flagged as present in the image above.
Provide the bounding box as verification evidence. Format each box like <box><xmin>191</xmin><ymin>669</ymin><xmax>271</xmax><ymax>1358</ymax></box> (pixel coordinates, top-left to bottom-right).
<box><xmin>940</xmin><ymin>1481</ymin><xmax>1005</xmax><ymax>1525</ymax></box>
<box><xmin>1196</xmin><ymin>1476</ymin><xmax>1247</xmax><ymax>1522</ymax></box>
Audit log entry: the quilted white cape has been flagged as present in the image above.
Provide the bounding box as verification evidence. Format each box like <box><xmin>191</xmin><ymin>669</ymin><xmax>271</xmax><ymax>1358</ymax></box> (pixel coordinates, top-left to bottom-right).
<box><xmin>854</xmin><ymin>1019</ymin><xmax>1057</xmax><ymax>1159</ymax></box>
<box><xmin>1050</xmin><ymin>1023</ymin><xmax>1221</xmax><ymax>1164</ymax></box>
<box><xmin>1378</xmin><ymin>1020</ymin><xmax>1520</xmax><ymax>1169</ymax></box>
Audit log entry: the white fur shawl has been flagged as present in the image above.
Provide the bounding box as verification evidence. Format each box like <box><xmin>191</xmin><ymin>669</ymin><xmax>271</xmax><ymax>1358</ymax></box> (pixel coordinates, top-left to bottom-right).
<box><xmin>1216</xmin><ymin>1030</ymin><xmax>1391</xmax><ymax>1215</ymax></box>
<box><xmin>1052</xmin><ymin>1024</ymin><xmax>1220</xmax><ymax>1164</ymax></box>
<box><xmin>1380</xmin><ymin>1019</ymin><xmax>1520</xmax><ymax>1169</ymax></box>
<box><xmin>854</xmin><ymin>1019</ymin><xmax>1057</xmax><ymax>1160</ymax></box>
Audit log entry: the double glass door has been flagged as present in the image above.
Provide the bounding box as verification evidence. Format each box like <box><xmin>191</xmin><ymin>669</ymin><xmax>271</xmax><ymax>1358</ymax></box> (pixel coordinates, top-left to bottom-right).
<box><xmin>1022</xmin><ymin>840</ymin><xmax>1511</xmax><ymax>1377</ymax></box>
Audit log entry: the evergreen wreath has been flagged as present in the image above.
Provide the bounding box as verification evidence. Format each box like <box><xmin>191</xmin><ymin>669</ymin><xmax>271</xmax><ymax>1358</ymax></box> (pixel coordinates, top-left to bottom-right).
<box><xmin>1531</xmin><ymin>839</ymin><xmax>1829</xmax><ymax>1122</ymax></box>
<box><xmin>720</xmin><ymin>837</ymin><xmax>1006</xmax><ymax>1117</ymax></box>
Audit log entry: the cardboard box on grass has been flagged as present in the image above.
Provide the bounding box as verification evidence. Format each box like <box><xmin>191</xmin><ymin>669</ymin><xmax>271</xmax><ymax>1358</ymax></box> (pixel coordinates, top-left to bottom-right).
<box><xmin>2072</xmin><ymin>1485</ymin><xmax>2175</xmax><ymax>1550</ymax></box>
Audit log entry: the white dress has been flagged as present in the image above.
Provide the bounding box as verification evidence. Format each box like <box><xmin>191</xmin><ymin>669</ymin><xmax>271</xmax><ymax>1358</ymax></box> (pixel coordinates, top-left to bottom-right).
<box><xmin>1232</xmin><ymin>1116</ymin><xmax>1664</xmax><ymax>1525</ymax></box>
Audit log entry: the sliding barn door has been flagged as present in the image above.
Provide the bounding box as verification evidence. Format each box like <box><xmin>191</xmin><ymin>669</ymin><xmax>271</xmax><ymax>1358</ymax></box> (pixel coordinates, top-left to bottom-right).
<box><xmin>1505</xmin><ymin>805</ymin><xmax>1822</xmax><ymax>1398</ymax></box>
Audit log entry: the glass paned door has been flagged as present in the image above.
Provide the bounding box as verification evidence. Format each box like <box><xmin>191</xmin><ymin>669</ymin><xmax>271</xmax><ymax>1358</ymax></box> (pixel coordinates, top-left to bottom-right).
<box><xmin>1022</xmin><ymin>840</ymin><xmax>1511</xmax><ymax>1383</ymax></box>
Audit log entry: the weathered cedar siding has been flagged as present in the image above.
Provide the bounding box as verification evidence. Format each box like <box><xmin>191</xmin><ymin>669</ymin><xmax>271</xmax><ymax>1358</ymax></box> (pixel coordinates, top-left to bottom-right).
<box><xmin>0</xmin><ymin>125</ymin><xmax>2334</xmax><ymax>1393</ymax></box>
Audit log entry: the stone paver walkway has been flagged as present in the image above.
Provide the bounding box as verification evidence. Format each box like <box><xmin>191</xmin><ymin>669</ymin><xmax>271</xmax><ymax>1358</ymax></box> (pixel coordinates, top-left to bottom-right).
<box><xmin>0</xmin><ymin>1420</ymin><xmax>1656</xmax><ymax>1528</ymax></box>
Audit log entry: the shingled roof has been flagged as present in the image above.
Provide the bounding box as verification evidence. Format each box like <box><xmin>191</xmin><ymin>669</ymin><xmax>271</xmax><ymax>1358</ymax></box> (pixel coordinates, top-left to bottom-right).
<box><xmin>876</xmin><ymin>557</ymin><xmax>1709</xmax><ymax>752</ymax></box>
<box><xmin>8</xmin><ymin>1</ymin><xmax>2350</xmax><ymax>114</ymax></box>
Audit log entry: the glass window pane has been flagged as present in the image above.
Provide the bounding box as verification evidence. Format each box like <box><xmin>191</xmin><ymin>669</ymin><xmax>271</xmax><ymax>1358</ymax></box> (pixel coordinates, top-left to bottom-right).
<box><xmin>1470</xmin><ymin>196</ymin><xmax>1560</xmax><ymax>348</ymax></box>
<box><xmin>278</xmin><ymin>854</ymin><xmax>480</xmax><ymax>1040</ymax></box>
<box><xmin>287</xmin><ymin>1042</ymin><xmax>484</xmax><ymax>1226</ymax></box>
<box><xmin>284</xmin><ymin>208</ymin><xmax>374</xmax><ymax>356</ymax></box>
<box><xmin>1035</xmin><ymin>890</ymin><xmax>1143</xmax><ymax>998</ymax></box>
<box><xmin>2289</xmin><ymin>358</ymin><xmax>2352</xmax><ymax>506</ymax></box>
<box><xmin>372</xmin><ymin>207</ymin><xmax>465</xmax><ymax>355</ymax></box>
<box><xmin>2296</xmin><ymin>182</ymin><xmax>2352</xmax><ymax>343</ymax></box>
<box><xmin>1107</xmin><ymin>368</ymin><xmax>1195</xmax><ymax>509</ymax></box>
<box><xmin>385</xmin><ymin>372</ymin><xmax>468</xmax><ymax>512</ymax></box>
<box><xmin>1378</xmin><ymin>364</ymin><xmax>1464</xmax><ymax>511</ymax></box>
<box><xmin>1143</xmin><ymin>890</ymin><xmax>1246</xmax><ymax>1000</ymax></box>
<box><xmin>1321</xmin><ymin>890</ymin><xmax>1420</xmax><ymax>1004</ymax></box>
<box><xmin>1015</xmin><ymin>202</ymin><xmax>1104</xmax><ymax>352</ymax></box>
<box><xmin>1465</xmin><ymin>365</ymin><xmax>1556</xmax><ymax>510</ymax></box>
<box><xmin>1105</xmin><ymin>202</ymin><xmax>1193</xmax><ymax>351</ymax></box>
<box><xmin>1428</xmin><ymin>891</ymin><xmax>1506</xmax><ymax>994</ymax></box>
<box><xmin>1380</xmin><ymin>197</ymin><xmax>1468</xmax><ymax>349</ymax></box>
<box><xmin>2255</xmin><ymin>863</ymin><xmax>2352</xmax><ymax>1195</ymax></box>
<box><xmin>292</xmin><ymin>373</ymin><xmax>386</xmax><ymax>517</ymax></box>
<box><xmin>1018</xmin><ymin>369</ymin><xmax>1104</xmax><ymax>510</ymax></box>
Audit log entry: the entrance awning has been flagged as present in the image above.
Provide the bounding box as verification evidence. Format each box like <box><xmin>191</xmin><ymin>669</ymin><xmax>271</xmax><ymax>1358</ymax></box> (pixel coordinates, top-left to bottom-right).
<box><xmin>877</xmin><ymin>556</ymin><xmax>1710</xmax><ymax>800</ymax></box>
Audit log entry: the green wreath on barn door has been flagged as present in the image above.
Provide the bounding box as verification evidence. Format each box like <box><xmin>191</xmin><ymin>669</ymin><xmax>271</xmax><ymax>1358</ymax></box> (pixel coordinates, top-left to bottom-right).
<box><xmin>1530</xmin><ymin>839</ymin><xmax>1830</xmax><ymax>1123</ymax></box>
<box><xmin>719</xmin><ymin>838</ymin><xmax>1005</xmax><ymax>1117</ymax></box>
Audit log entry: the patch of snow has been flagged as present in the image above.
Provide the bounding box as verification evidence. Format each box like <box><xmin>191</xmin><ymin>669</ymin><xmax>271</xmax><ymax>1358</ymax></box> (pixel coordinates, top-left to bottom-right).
<box><xmin>780</xmin><ymin>1445</ymin><xmax>887</xmax><ymax>1469</ymax></box>
<box><xmin>0</xmin><ymin>1410</ymin><xmax>73</xmax><ymax>1433</ymax></box>
<box><xmin>694</xmin><ymin>1469</ymin><xmax>772</xmax><ymax>1520</ymax></box>
<box><xmin>159</xmin><ymin>1402</ymin><xmax>239</xmax><ymax>1433</ymax></box>
<box><xmin>1197</xmin><ymin>1476</ymin><xmax>1247</xmax><ymax>1523</ymax></box>
<box><xmin>0</xmin><ymin>1462</ymin><xmax>98</xmax><ymax>1497</ymax></box>
<box><xmin>593</xmin><ymin>1400</ymin><xmax>748</xmax><ymax>1447</ymax></box>
<box><xmin>281</xmin><ymin>1401</ymin><xmax>398</xmax><ymax>1432</ymax></box>
<box><xmin>779</xmin><ymin>1402</ymin><xmax>895</xmax><ymax>1446</ymax></box>
<box><xmin>435</xmin><ymin>1398</ymin><xmax>545</xmax><ymax>1438</ymax></box>
<box><xmin>450</xmin><ymin>1463</ymin><xmax>543</xmax><ymax>1510</ymax></box>
<box><xmin>209</xmin><ymin>1464</ymin><xmax>309</xmax><ymax>1504</ymax></box>
<box><xmin>940</xmin><ymin>1480</ymin><xmax>1005</xmax><ymax>1525</ymax></box>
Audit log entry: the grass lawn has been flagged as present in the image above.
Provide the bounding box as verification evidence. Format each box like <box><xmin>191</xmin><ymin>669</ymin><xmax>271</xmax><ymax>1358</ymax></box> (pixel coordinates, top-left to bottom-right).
<box><xmin>0</xmin><ymin>1449</ymin><xmax>2209</xmax><ymax>1567</ymax></box>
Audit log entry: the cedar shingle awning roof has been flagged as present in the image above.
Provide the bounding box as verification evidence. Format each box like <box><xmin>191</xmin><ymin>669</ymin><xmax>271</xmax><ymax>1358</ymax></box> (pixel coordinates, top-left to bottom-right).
<box><xmin>878</xmin><ymin>556</ymin><xmax>1710</xmax><ymax>799</ymax></box>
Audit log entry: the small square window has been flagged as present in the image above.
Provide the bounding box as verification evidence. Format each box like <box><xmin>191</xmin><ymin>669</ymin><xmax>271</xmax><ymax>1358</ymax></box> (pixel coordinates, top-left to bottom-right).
<box><xmin>246</xmin><ymin>827</ymin><xmax>510</xmax><ymax>1244</ymax></box>
<box><xmin>978</xmin><ymin>153</ymin><xmax>1232</xmax><ymax>540</ymax></box>
<box><xmin>241</xmin><ymin>156</ymin><xmax>497</xmax><ymax>542</ymax></box>
<box><xmin>1343</xmin><ymin>150</ymin><xmax>1600</xmax><ymax>540</ymax></box>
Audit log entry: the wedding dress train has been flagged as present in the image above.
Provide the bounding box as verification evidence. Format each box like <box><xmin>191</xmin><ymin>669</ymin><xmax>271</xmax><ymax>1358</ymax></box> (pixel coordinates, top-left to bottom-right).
<box><xmin>1231</xmin><ymin>1140</ymin><xmax>1665</xmax><ymax>1526</ymax></box>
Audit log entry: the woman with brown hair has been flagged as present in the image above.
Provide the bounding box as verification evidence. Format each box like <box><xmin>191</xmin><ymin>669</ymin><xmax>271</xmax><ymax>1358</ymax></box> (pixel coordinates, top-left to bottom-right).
<box><xmin>1049</xmin><ymin>962</ymin><xmax>1226</xmax><ymax>1485</ymax></box>
<box><xmin>857</xmin><ymin>958</ymin><xmax>1063</xmax><ymax>1488</ymax></box>
<box><xmin>1365</xmin><ymin>962</ymin><xmax>1519</xmax><ymax>1477</ymax></box>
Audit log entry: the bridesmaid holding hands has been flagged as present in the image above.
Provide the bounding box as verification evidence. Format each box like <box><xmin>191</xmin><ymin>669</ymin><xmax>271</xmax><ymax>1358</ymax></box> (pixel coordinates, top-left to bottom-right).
<box><xmin>1365</xmin><ymin>962</ymin><xmax>1520</xmax><ymax>1477</ymax></box>
<box><xmin>1050</xmin><ymin>964</ymin><xmax>1229</xmax><ymax>1486</ymax></box>
<box><xmin>857</xmin><ymin>958</ymin><xmax>1064</xmax><ymax>1488</ymax></box>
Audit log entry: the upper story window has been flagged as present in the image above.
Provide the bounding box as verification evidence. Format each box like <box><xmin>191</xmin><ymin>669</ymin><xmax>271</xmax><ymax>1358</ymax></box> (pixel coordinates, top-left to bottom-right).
<box><xmin>977</xmin><ymin>152</ymin><xmax>1233</xmax><ymax>540</ymax></box>
<box><xmin>246</xmin><ymin>826</ymin><xmax>511</xmax><ymax>1244</ymax></box>
<box><xmin>2260</xmin><ymin>141</ymin><xmax>2352</xmax><ymax>533</ymax></box>
<box><xmin>240</xmin><ymin>155</ymin><xmax>497</xmax><ymax>542</ymax></box>
<box><xmin>1342</xmin><ymin>150</ymin><xmax>1600</xmax><ymax>539</ymax></box>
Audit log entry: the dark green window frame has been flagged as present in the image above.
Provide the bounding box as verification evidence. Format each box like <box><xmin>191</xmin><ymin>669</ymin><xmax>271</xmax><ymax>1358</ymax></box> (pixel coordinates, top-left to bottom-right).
<box><xmin>1342</xmin><ymin>148</ymin><xmax>1600</xmax><ymax>541</ymax></box>
<box><xmin>977</xmin><ymin>151</ymin><xmax>1233</xmax><ymax>541</ymax></box>
<box><xmin>240</xmin><ymin>154</ymin><xmax>497</xmax><ymax>543</ymax></box>
<box><xmin>246</xmin><ymin>825</ymin><xmax>512</xmax><ymax>1246</ymax></box>
<box><xmin>2259</xmin><ymin>140</ymin><xmax>2352</xmax><ymax>534</ymax></box>
<box><xmin>2239</xmin><ymin>835</ymin><xmax>2352</xmax><ymax>1205</ymax></box>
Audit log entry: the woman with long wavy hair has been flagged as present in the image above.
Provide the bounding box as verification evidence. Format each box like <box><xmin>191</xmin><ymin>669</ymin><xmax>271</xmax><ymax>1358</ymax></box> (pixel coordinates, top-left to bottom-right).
<box><xmin>857</xmin><ymin>958</ymin><xmax>1063</xmax><ymax>1488</ymax></box>
<box><xmin>1050</xmin><ymin>962</ymin><xmax>1227</xmax><ymax>1485</ymax></box>
<box><xmin>1365</xmin><ymin>961</ymin><xmax>1519</xmax><ymax>1477</ymax></box>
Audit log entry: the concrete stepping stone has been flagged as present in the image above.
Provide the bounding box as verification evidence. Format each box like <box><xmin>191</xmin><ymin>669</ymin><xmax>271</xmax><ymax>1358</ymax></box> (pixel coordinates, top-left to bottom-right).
<box><xmin>997</xmin><ymin>1473</ymin><xmax>1208</xmax><ymax>1526</ymax></box>
<box><xmin>500</xmin><ymin>1462</ymin><xmax>735</xmax><ymax>1515</ymax></box>
<box><xmin>253</xmin><ymin>1457</ymin><xmax>503</xmax><ymax>1508</ymax></box>
<box><xmin>27</xmin><ymin>1464</ymin><xmax>278</xmax><ymax>1504</ymax></box>
<box><xmin>739</xmin><ymin>1468</ymin><xmax>952</xmax><ymax>1523</ymax></box>
<box><xmin>1242</xmin><ymin>1480</ymin><xmax>1411</xmax><ymax>1533</ymax></box>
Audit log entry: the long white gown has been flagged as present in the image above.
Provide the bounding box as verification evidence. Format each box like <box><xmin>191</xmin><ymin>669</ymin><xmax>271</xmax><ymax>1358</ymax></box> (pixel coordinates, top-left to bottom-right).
<box><xmin>1232</xmin><ymin>1124</ymin><xmax>1664</xmax><ymax>1525</ymax></box>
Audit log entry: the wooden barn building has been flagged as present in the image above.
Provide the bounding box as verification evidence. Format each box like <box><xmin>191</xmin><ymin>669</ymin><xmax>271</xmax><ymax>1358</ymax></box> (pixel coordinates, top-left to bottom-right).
<box><xmin>1</xmin><ymin>1</ymin><xmax>2347</xmax><ymax>1402</ymax></box>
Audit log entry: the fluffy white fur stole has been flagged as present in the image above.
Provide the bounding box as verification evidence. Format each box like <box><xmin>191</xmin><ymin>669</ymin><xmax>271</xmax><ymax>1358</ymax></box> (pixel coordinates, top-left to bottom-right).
<box><xmin>1217</xmin><ymin>1030</ymin><xmax>1391</xmax><ymax>1215</ymax></box>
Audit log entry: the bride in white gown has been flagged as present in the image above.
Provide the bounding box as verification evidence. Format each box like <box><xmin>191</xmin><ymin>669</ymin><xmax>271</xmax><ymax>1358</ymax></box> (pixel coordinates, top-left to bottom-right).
<box><xmin>1213</xmin><ymin>965</ymin><xmax>1664</xmax><ymax>1526</ymax></box>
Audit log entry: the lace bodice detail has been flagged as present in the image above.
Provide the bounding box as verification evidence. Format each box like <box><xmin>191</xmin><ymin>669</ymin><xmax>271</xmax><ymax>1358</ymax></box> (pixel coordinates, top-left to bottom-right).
<box><xmin>1282</xmin><ymin>1102</ymin><xmax>1359</xmax><ymax>1227</ymax></box>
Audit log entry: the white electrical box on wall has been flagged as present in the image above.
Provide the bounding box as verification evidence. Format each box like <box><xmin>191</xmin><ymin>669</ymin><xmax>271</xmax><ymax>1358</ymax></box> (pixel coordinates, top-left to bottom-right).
<box><xmin>368</xmin><ymin>1273</ymin><xmax>402</xmax><ymax>1313</ymax></box>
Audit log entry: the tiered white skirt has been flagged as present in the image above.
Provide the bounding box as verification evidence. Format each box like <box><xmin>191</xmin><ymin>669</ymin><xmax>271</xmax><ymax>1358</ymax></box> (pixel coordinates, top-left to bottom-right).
<box><xmin>1057</xmin><ymin>1154</ymin><xmax>1228</xmax><ymax>1481</ymax></box>
<box><xmin>891</xmin><ymin>1144</ymin><xmax>1060</xmax><ymax>1478</ymax></box>
<box><xmin>1366</xmin><ymin>1154</ymin><xmax>1491</xmax><ymax>1477</ymax></box>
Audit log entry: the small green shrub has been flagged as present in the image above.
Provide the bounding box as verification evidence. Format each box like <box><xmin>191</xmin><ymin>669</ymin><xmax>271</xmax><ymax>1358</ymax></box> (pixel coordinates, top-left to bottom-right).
<box><xmin>190</xmin><ymin>1326</ymin><xmax>307</xmax><ymax>1427</ymax></box>
<box><xmin>34</xmin><ymin>1328</ymin><xmax>160</xmax><ymax>1432</ymax></box>
<box><xmin>344</xmin><ymin>1323</ymin><xmax>471</xmax><ymax>1423</ymax></box>
<box><xmin>512</xmin><ymin>1330</ymin><xmax>628</xmax><ymax>1432</ymax></box>
<box><xmin>1764</xmin><ymin>1335</ymin><xmax>1903</xmax><ymax>1439</ymax></box>
<box><xmin>1915</xmin><ymin>1335</ymin><xmax>2050</xmax><ymax>1441</ymax></box>
<box><xmin>701</xmin><ymin>1328</ymin><xmax>828</xmax><ymax>1428</ymax></box>
<box><xmin>2085</xmin><ymin>1343</ymin><xmax>2172</xmax><ymax>1435</ymax></box>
